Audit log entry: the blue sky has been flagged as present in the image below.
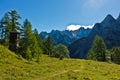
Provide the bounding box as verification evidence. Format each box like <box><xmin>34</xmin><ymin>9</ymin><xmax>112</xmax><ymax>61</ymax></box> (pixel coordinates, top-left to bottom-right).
<box><xmin>0</xmin><ymin>0</ymin><xmax>120</xmax><ymax>32</ymax></box>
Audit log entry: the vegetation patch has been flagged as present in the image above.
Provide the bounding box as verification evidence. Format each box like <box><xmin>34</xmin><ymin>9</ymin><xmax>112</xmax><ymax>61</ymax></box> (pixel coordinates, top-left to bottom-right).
<box><xmin>0</xmin><ymin>45</ymin><xmax>120</xmax><ymax>80</ymax></box>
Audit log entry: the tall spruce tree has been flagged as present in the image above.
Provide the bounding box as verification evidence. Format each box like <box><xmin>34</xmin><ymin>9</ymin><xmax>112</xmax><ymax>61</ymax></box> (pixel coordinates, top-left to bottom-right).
<box><xmin>87</xmin><ymin>35</ymin><xmax>106</xmax><ymax>61</ymax></box>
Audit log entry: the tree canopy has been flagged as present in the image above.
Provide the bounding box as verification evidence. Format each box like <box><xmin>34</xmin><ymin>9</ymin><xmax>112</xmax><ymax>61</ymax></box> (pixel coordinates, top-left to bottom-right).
<box><xmin>54</xmin><ymin>44</ymin><xmax>70</xmax><ymax>59</ymax></box>
<box><xmin>87</xmin><ymin>35</ymin><xmax>106</xmax><ymax>61</ymax></box>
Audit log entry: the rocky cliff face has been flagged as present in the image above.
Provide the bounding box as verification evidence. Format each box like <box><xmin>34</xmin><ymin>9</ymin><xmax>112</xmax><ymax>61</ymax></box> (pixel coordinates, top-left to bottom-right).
<box><xmin>40</xmin><ymin>27</ymin><xmax>91</xmax><ymax>46</ymax></box>
<box><xmin>69</xmin><ymin>14</ymin><xmax>120</xmax><ymax>58</ymax></box>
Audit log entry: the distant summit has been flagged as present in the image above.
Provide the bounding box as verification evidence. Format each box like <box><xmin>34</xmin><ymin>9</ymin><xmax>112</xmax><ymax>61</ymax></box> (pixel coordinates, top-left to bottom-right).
<box><xmin>102</xmin><ymin>14</ymin><xmax>115</xmax><ymax>23</ymax></box>
<box><xmin>69</xmin><ymin>13</ymin><xmax>120</xmax><ymax>58</ymax></box>
<box><xmin>40</xmin><ymin>27</ymin><xmax>92</xmax><ymax>46</ymax></box>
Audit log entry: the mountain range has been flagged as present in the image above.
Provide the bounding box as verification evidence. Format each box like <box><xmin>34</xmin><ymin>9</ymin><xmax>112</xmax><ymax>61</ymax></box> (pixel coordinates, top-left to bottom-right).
<box><xmin>69</xmin><ymin>14</ymin><xmax>120</xmax><ymax>58</ymax></box>
<box><xmin>40</xmin><ymin>27</ymin><xmax>91</xmax><ymax>46</ymax></box>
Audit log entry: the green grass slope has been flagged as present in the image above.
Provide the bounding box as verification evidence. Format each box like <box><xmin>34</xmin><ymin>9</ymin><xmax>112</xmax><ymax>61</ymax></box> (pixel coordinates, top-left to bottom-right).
<box><xmin>0</xmin><ymin>45</ymin><xmax>120</xmax><ymax>80</ymax></box>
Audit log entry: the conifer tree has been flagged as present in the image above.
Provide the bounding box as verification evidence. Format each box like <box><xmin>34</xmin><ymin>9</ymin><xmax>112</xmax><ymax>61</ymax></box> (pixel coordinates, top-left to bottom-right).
<box><xmin>20</xmin><ymin>19</ymin><xmax>33</xmax><ymax>58</ymax></box>
<box><xmin>44</xmin><ymin>36</ymin><xmax>54</xmax><ymax>56</ymax></box>
<box><xmin>87</xmin><ymin>35</ymin><xmax>106</xmax><ymax>61</ymax></box>
<box><xmin>0</xmin><ymin>10</ymin><xmax>21</xmax><ymax>46</ymax></box>
<box><xmin>8</xmin><ymin>10</ymin><xmax>21</xmax><ymax>30</ymax></box>
<box><xmin>111</xmin><ymin>47</ymin><xmax>120</xmax><ymax>64</ymax></box>
<box><xmin>20</xmin><ymin>19</ymin><xmax>42</xmax><ymax>59</ymax></box>
<box><xmin>0</xmin><ymin>13</ymin><xmax>10</xmax><ymax>46</ymax></box>
<box><xmin>33</xmin><ymin>29</ymin><xmax>43</xmax><ymax>62</ymax></box>
<box><xmin>33</xmin><ymin>29</ymin><xmax>43</xmax><ymax>48</ymax></box>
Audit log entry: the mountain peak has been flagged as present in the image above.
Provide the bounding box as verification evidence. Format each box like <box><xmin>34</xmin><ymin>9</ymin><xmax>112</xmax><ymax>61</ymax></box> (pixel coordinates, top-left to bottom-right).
<box><xmin>40</xmin><ymin>28</ymin><xmax>91</xmax><ymax>46</ymax></box>
<box><xmin>69</xmin><ymin>13</ymin><xmax>120</xmax><ymax>58</ymax></box>
<box><xmin>106</xmin><ymin>14</ymin><xmax>114</xmax><ymax>18</ymax></box>
<box><xmin>101</xmin><ymin>14</ymin><xmax>115</xmax><ymax>25</ymax></box>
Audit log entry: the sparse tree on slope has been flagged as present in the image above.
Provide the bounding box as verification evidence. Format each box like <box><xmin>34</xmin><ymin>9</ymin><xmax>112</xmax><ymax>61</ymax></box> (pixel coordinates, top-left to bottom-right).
<box><xmin>87</xmin><ymin>35</ymin><xmax>106</xmax><ymax>61</ymax></box>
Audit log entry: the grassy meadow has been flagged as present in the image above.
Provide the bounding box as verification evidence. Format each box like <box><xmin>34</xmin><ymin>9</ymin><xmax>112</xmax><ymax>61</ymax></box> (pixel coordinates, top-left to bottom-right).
<box><xmin>0</xmin><ymin>45</ymin><xmax>120</xmax><ymax>80</ymax></box>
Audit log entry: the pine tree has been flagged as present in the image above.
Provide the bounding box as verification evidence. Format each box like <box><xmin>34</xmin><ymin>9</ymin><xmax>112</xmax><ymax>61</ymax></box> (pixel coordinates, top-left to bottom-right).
<box><xmin>87</xmin><ymin>35</ymin><xmax>106</xmax><ymax>61</ymax></box>
<box><xmin>44</xmin><ymin>36</ymin><xmax>54</xmax><ymax>56</ymax></box>
<box><xmin>111</xmin><ymin>47</ymin><xmax>120</xmax><ymax>64</ymax></box>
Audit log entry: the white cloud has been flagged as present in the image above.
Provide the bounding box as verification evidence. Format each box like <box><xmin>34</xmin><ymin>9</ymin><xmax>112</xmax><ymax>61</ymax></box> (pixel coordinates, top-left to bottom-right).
<box><xmin>66</xmin><ymin>24</ymin><xmax>94</xmax><ymax>31</ymax></box>
<box><xmin>67</xmin><ymin>25</ymin><xmax>80</xmax><ymax>31</ymax></box>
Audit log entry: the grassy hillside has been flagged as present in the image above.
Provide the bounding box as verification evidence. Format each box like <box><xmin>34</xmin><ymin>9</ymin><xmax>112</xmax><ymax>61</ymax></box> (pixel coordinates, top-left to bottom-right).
<box><xmin>0</xmin><ymin>45</ymin><xmax>120</xmax><ymax>80</ymax></box>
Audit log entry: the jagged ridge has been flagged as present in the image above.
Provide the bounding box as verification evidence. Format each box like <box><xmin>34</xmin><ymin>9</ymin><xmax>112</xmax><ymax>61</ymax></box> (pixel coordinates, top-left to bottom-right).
<box><xmin>40</xmin><ymin>27</ymin><xmax>91</xmax><ymax>46</ymax></box>
<box><xmin>69</xmin><ymin>14</ymin><xmax>120</xmax><ymax>58</ymax></box>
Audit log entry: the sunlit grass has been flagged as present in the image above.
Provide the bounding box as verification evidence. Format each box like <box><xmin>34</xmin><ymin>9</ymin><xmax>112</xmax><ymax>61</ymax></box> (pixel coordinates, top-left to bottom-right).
<box><xmin>0</xmin><ymin>45</ymin><xmax>120</xmax><ymax>80</ymax></box>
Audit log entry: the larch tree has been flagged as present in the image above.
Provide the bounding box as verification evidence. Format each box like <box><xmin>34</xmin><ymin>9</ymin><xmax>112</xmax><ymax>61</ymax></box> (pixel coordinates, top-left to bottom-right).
<box><xmin>20</xmin><ymin>19</ymin><xmax>42</xmax><ymax>60</ymax></box>
<box><xmin>0</xmin><ymin>10</ymin><xmax>21</xmax><ymax>46</ymax></box>
<box><xmin>0</xmin><ymin>13</ymin><xmax>10</xmax><ymax>46</ymax></box>
<box><xmin>8</xmin><ymin>10</ymin><xmax>21</xmax><ymax>30</ymax></box>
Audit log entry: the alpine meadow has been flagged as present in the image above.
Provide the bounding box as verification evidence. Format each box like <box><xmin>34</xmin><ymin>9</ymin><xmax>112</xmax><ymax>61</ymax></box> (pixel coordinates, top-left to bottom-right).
<box><xmin>0</xmin><ymin>0</ymin><xmax>120</xmax><ymax>80</ymax></box>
